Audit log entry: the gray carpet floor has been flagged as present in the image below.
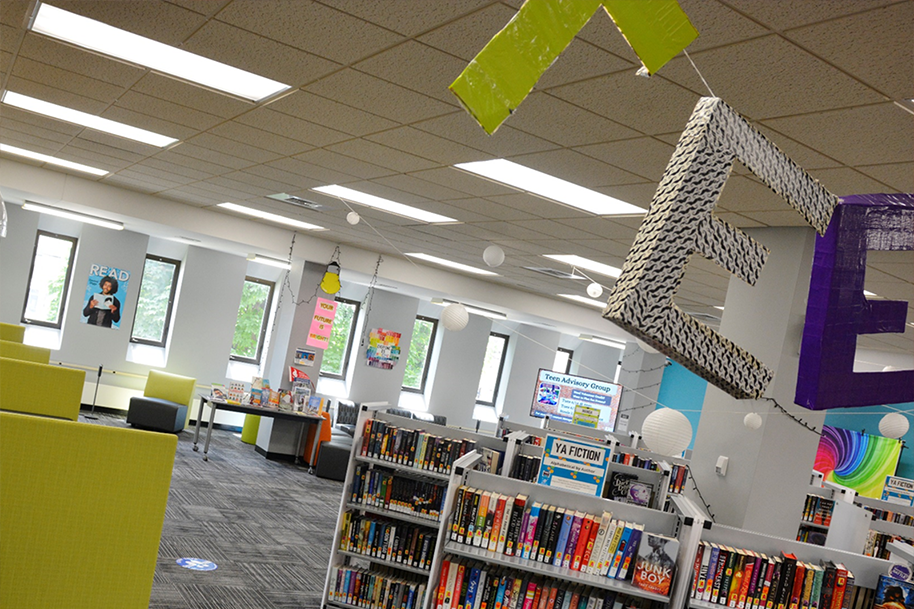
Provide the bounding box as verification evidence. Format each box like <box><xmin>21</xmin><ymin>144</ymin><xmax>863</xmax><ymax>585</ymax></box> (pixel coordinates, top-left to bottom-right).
<box><xmin>83</xmin><ymin>411</ymin><xmax>343</xmax><ymax>609</ymax></box>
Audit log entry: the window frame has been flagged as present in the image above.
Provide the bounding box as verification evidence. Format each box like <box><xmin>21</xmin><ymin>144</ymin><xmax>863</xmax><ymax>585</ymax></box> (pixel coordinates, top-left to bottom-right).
<box><xmin>21</xmin><ymin>230</ymin><xmax>78</xmax><ymax>329</ymax></box>
<box><xmin>401</xmin><ymin>315</ymin><xmax>438</xmax><ymax>394</ymax></box>
<box><xmin>554</xmin><ymin>347</ymin><xmax>574</xmax><ymax>374</ymax></box>
<box><xmin>476</xmin><ymin>331</ymin><xmax>509</xmax><ymax>407</ymax></box>
<box><xmin>229</xmin><ymin>276</ymin><xmax>276</xmax><ymax>365</ymax></box>
<box><xmin>319</xmin><ymin>297</ymin><xmax>361</xmax><ymax>380</ymax></box>
<box><xmin>129</xmin><ymin>254</ymin><xmax>181</xmax><ymax>347</ymax></box>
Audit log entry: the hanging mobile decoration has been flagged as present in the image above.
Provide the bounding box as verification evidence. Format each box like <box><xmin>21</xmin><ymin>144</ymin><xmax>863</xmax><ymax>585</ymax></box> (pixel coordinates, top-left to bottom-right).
<box><xmin>586</xmin><ymin>282</ymin><xmax>603</xmax><ymax>298</ymax></box>
<box><xmin>320</xmin><ymin>260</ymin><xmax>342</xmax><ymax>295</ymax></box>
<box><xmin>359</xmin><ymin>255</ymin><xmax>384</xmax><ymax>347</ymax></box>
<box><xmin>346</xmin><ymin>211</ymin><xmax>361</xmax><ymax>225</ymax></box>
<box><xmin>483</xmin><ymin>244</ymin><xmax>505</xmax><ymax>267</ymax></box>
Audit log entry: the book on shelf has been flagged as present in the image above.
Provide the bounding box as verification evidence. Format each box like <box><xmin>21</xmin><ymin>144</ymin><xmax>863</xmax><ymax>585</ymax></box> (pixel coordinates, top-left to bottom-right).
<box><xmin>873</xmin><ymin>574</ymin><xmax>914</xmax><ymax>609</ymax></box>
<box><xmin>350</xmin><ymin>463</ymin><xmax>446</xmax><ymax>521</ymax></box>
<box><xmin>360</xmin><ymin>419</ymin><xmax>476</xmax><ymax>475</ymax></box>
<box><xmin>631</xmin><ymin>532</ymin><xmax>679</xmax><ymax>596</ymax></box>
<box><xmin>606</xmin><ymin>472</ymin><xmax>654</xmax><ymax>507</ymax></box>
<box><xmin>477</xmin><ymin>446</ymin><xmax>504</xmax><ymax>476</ymax></box>
<box><xmin>864</xmin><ymin>529</ymin><xmax>914</xmax><ymax>560</ymax></box>
<box><xmin>339</xmin><ymin>512</ymin><xmax>436</xmax><ymax>571</ymax></box>
<box><xmin>796</xmin><ymin>525</ymin><xmax>828</xmax><ymax>546</ymax></box>
<box><xmin>508</xmin><ymin>453</ymin><xmax>541</xmax><ymax>482</ymax></box>
<box><xmin>861</xmin><ymin>505</ymin><xmax>914</xmax><ymax>526</ymax></box>
<box><xmin>330</xmin><ymin>565</ymin><xmax>427</xmax><ymax>609</ymax></box>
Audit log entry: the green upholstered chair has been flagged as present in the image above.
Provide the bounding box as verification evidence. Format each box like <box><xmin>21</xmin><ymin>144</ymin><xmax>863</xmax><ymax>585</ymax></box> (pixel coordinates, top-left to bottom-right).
<box><xmin>0</xmin><ymin>357</ymin><xmax>84</xmax><ymax>421</ymax></box>
<box><xmin>0</xmin><ymin>412</ymin><xmax>177</xmax><ymax>609</ymax></box>
<box><xmin>0</xmin><ymin>322</ymin><xmax>25</xmax><ymax>343</ymax></box>
<box><xmin>126</xmin><ymin>370</ymin><xmax>196</xmax><ymax>433</ymax></box>
<box><xmin>0</xmin><ymin>339</ymin><xmax>51</xmax><ymax>363</ymax></box>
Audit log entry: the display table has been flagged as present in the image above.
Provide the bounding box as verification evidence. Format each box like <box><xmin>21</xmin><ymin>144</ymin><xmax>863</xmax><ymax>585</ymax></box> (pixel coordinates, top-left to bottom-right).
<box><xmin>192</xmin><ymin>395</ymin><xmax>324</xmax><ymax>472</ymax></box>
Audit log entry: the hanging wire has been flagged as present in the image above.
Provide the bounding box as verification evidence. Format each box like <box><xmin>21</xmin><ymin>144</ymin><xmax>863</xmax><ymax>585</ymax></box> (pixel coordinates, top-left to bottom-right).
<box><xmin>686</xmin><ymin>464</ymin><xmax>716</xmax><ymax>523</ymax></box>
<box><xmin>359</xmin><ymin>254</ymin><xmax>383</xmax><ymax>347</ymax></box>
<box><xmin>620</xmin><ymin>362</ymin><xmax>671</xmax><ymax>374</ymax></box>
<box><xmin>323</xmin><ymin>194</ymin><xmax>422</xmax><ymax>269</ymax></box>
<box><xmin>271</xmin><ymin>237</ymin><xmax>341</xmax><ymax>334</ymax></box>
<box><xmin>683</xmin><ymin>49</ymin><xmax>716</xmax><ymax>97</ymax></box>
<box><xmin>761</xmin><ymin>397</ymin><xmax>823</xmax><ymax>436</ymax></box>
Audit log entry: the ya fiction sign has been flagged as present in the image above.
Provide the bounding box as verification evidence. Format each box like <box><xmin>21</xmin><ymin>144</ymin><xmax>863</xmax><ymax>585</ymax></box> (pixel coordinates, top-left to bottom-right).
<box><xmin>536</xmin><ymin>435</ymin><xmax>613</xmax><ymax>497</ymax></box>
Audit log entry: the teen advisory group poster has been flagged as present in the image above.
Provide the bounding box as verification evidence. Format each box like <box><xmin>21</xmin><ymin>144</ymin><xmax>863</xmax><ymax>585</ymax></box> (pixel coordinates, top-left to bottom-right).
<box><xmin>81</xmin><ymin>264</ymin><xmax>129</xmax><ymax>330</ymax></box>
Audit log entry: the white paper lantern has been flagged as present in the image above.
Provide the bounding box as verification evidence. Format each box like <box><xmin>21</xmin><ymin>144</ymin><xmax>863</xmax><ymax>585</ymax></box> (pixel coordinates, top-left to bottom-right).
<box><xmin>483</xmin><ymin>245</ymin><xmax>505</xmax><ymax>267</ymax></box>
<box><xmin>586</xmin><ymin>282</ymin><xmax>603</xmax><ymax>298</ymax></box>
<box><xmin>641</xmin><ymin>408</ymin><xmax>692</xmax><ymax>456</ymax></box>
<box><xmin>743</xmin><ymin>412</ymin><xmax>763</xmax><ymax>430</ymax></box>
<box><xmin>879</xmin><ymin>412</ymin><xmax>909</xmax><ymax>439</ymax></box>
<box><xmin>636</xmin><ymin>339</ymin><xmax>660</xmax><ymax>354</ymax></box>
<box><xmin>346</xmin><ymin>211</ymin><xmax>361</xmax><ymax>225</ymax></box>
<box><xmin>441</xmin><ymin>303</ymin><xmax>469</xmax><ymax>331</ymax></box>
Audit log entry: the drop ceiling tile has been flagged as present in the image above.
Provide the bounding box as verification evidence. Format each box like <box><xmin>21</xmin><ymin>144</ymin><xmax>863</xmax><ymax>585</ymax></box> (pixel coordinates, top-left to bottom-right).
<box><xmin>374</xmin><ymin>174</ymin><xmax>472</xmax><ymax>202</ymax></box>
<box><xmin>575</xmin><ymin>137</ymin><xmax>676</xmax><ymax>183</ymax></box>
<box><xmin>714</xmin><ymin>212</ymin><xmax>766</xmax><ymax>228</ymax></box>
<box><xmin>101</xmin><ymin>173</ymin><xmax>168</xmax><ymax>194</ymax></box>
<box><xmin>855</xmin><ymin>163</ymin><xmax>914</xmax><ymax>193</ymax></box>
<box><xmin>537</xmin><ymin>40</ymin><xmax>635</xmax><ymax>90</ymax></box>
<box><xmin>131</xmin><ymin>73</ymin><xmax>250</xmax><ymax>119</ymax></box>
<box><xmin>573</xmin><ymin>7</ymin><xmax>643</xmax><ymax>59</ymax></box>
<box><xmin>113</xmin><ymin>168</ymin><xmax>186</xmax><ymax>191</ymax></box>
<box><xmin>191</xmin><ymin>180</ymin><xmax>258</xmax><ymax>201</ymax></box>
<box><xmin>215</xmin><ymin>0</ymin><xmax>405</xmax><ymax>65</ymax></box>
<box><xmin>126</xmin><ymin>162</ymin><xmax>204</xmax><ymax>185</ymax></box>
<box><xmin>354</xmin><ymin>41</ymin><xmax>466</xmax><ymax>105</ymax></box>
<box><xmin>676</xmin><ymin>0</ymin><xmax>770</xmax><ymax>52</ymax></box>
<box><xmin>658</xmin><ymin>36</ymin><xmax>884</xmax><ymax>120</ymax></box>
<box><xmin>366</xmin><ymin>126</ymin><xmax>483</xmax><ymax>166</ymax></box>
<box><xmin>0</xmin><ymin>131</ymin><xmax>63</xmax><ymax>157</ymax></box>
<box><xmin>0</xmin><ymin>106</ymin><xmax>84</xmax><ymax>138</ymax></box>
<box><xmin>208</xmin><ymin>121</ymin><xmax>312</xmax><ymax>156</ymax></box>
<box><xmin>269</xmin><ymin>157</ymin><xmax>371</xmax><ymax>188</ymax></box>
<box><xmin>114</xmin><ymin>91</ymin><xmax>223</xmax><ymax>131</ymax></box>
<box><xmin>514</xmin><ymin>148</ymin><xmax>648</xmax><ymax>189</ymax></box>
<box><xmin>267</xmin><ymin>90</ymin><xmax>397</xmax><ymax>137</ymax></box>
<box><xmin>472</xmin><ymin>220</ymin><xmax>552</xmax><ymax>241</ymax></box>
<box><xmin>715</xmin><ymin>175</ymin><xmax>793</xmax><ymax>213</ymax></box>
<box><xmin>549</xmin><ymin>70</ymin><xmax>701</xmax><ymax>135</ymax></box>
<box><xmin>236</xmin><ymin>107</ymin><xmax>350</xmax><ymax>147</ymax></box>
<box><xmin>508</xmin><ymin>93</ymin><xmax>639</xmax><ymax>147</ymax></box>
<box><xmin>166</xmin><ymin>142</ymin><xmax>251</xmax><ymax>171</ymax></box>
<box><xmin>413</xmin><ymin>112</ymin><xmax>559</xmax><ymax>158</ymax></box>
<box><xmin>761</xmin><ymin>103</ymin><xmax>911</xmax><ymax>166</ymax></box>
<box><xmin>483</xmin><ymin>192</ymin><xmax>592</xmax><ymax>221</ymax></box>
<box><xmin>511</xmin><ymin>219</ymin><xmax>600</xmax><ymax>241</ymax></box>
<box><xmin>321</xmin><ymin>0</ymin><xmax>491</xmax><ymax>37</ymax></box>
<box><xmin>205</xmin><ymin>174</ymin><xmax>278</xmax><ymax>198</ymax></box>
<box><xmin>237</xmin><ymin>164</ymin><xmax>323</xmax><ymax>190</ymax></box>
<box><xmin>723</xmin><ymin>0</ymin><xmax>898</xmax><ymax>32</ymax></box>
<box><xmin>753</xmin><ymin>125</ymin><xmax>843</xmax><ymax>170</ymax></box>
<box><xmin>293</xmin><ymin>149</ymin><xmax>393</xmax><ymax>181</ymax></box>
<box><xmin>183</xmin><ymin>20</ymin><xmax>340</xmax><ymax>88</ymax></box>
<box><xmin>52</xmin><ymin>0</ymin><xmax>208</xmax><ymax>44</ymax></box>
<box><xmin>418</xmin><ymin>3</ymin><xmax>520</xmax><ymax>61</ymax></box>
<box><xmin>0</xmin><ymin>26</ymin><xmax>17</xmax><ymax>55</ymax></box>
<box><xmin>741</xmin><ymin>210</ymin><xmax>819</xmax><ymax>226</ymax></box>
<box><xmin>17</xmin><ymin>33</ymin><xmax>145</xmax><ymax>87</ymax></box>
<box><xmin>187</xmin><ymin>133</ymin><xmax>282</xmax><ymax>165</ymax></box>
<box><xmin>221</xmin><ymin>170</ymin><xmax>301</xmax><ymax>194</ymax></box>
<box><xmin>99</xmin><ymin>106</ymin><xmax>195</xmax><ymax>141</ymax></box>
<box><xmin>1</xmin><ymin>0</ymin><xmax>30</xmax><ymax>28</ymax></box>
<box><xmin>5</xmin><ymin>75</ymin><xmax>110</xmax><ymax>114</ymax></box>
<box><xmin>553</xmin><ymin>217</ymin><xmax>640</xmax><ymax>240</ymax></box>
<box><xmin>410</xmin><ymin>167</ymin><xmax>517</xmax><ymax>198</ymax></box>
<box><xmin>1</xmin><ymin>116</ymin><xmax>75</xmax><ymax>146</ymax></box>
<box><xmin>156</xmin><ymin>188</ymin><xmax>217</xmax><ymax>207</ymax></box>
<box><xmin>808</xmin><ymin>167</ymin><xmax>893</xmax><ymax>198</ymax></box>
<box><xmin>156</xmin><ymin>147</ymin><xmax>236</xmax><ymax>176</ymax></box>
<box><xmin>68</xmin><ymin>131</ymin><xmax>156</xmax><ymax>160</ymax></box>
<box><xmin>325</xmin><ymin>138</ymin><xmax>438</xmax><ymax>174</ymax></box>
<box><xmin>305</xmin><ymin>68</ymin><xmax>454</xmax><ymax>124</ymax></box>
<box><xmin>163</xmin><ymin>0</ymin><xmax>232</xmax><ymax>17</ymax></box>
<box><xmin>445</xmin><ymin>197</ymin><xmax>538</xmax><ymax>222</ymax></box>
<box><xmin>11</xmin><ymin>56</ymin><xmax>126</xmax><ymax>103</ymax></box>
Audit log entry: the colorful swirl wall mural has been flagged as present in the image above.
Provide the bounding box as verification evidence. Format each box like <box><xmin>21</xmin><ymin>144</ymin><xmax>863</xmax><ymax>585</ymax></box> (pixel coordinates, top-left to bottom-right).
<box><xmin>814</xmin><ymin>425</ymin><xmax>902</xmax><ymax>498</ymax></box>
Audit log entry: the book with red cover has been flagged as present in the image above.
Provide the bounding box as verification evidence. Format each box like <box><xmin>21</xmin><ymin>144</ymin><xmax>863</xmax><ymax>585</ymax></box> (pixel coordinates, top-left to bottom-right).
<box><xmin>789</xmin><ymin>562</ymin><xmax>808</xmax><ymax>609</ymax></box>
<box><xmin>571</xmin><ymin>514</ymin><xmax>595</xmax><ymax>571</ymax></box>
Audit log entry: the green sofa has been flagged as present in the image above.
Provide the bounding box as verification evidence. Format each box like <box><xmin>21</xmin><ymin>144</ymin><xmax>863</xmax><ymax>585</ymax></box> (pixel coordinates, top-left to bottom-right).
<box><xmin>0</xmin><ymin>357</ymin><xmax>85</xmax><ymax>421</ymax></box>
<box><xmin>0</xmin><ymin>339</ymin><xmax>51</xmax><ymax>363</ymax></box>
<box><xmin>0</xmin><ymin>412</ymin><xmax>177</xmax><ymax>608</ymax></box>
<box><xmin>0</xmin><ymin>322</ymin><xmax>25</xmax><ymax>343</ymax></box>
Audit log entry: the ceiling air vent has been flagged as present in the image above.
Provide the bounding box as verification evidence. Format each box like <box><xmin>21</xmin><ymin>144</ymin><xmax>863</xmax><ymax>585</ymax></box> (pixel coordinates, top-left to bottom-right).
<box><xmin>266</xmin><ymin>193</ymin><xmax>324</xmax><ymax>210</ymax></box>
<box><xmin>523</xmin><ymin>266</ymin><xmax>586</xmax><ymax>280</ymax></box>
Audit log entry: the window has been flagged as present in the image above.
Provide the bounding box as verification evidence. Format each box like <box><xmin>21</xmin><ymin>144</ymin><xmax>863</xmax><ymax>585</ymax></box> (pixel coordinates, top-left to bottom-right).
<box><xmin>230</xmin><ymin>277</ymin><xmax>275</xmax><ymax>363</ymax></box>
<box><xmin>476</xmin><ymin>332</ymin><xmax>509</xmax><ymax>406</ymax></box>
<box><xmin>402</xmin><ymin>316</ymin><xmax>438</xmax><ymax>393</ymax></box>
<box><xmin>21</xmin><ymin>230</ymin><xmax>78</xmax><ymax>329</ymax></box>
<box><xmin>130</xmin><ymin>255</ymin><xmax>180</xmax><ymax>347</ymax></box>
<box><xmin>319</xmin><ymin>297</ymin><xmax>360</xmax><ymax>379</ymax></box>
<box><xmin>553</xmin><ymin>347</ymin><xmax>573</xmax><ymax>374</ymax></box>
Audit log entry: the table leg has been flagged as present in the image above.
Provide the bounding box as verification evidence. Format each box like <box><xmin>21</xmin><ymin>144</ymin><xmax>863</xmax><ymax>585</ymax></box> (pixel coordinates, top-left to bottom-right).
<box><xmin>203</xmin><ymin>399</ymin><xmax>218</xmax><ymax>461</ymax></box>
<box><xmin>294</xmin><ymin>422</ymin><xmax>305</xmax><ymax>466</ymax></box>
<box><xmin>192</xmin><ymin>396</ymin><xmax>206</xmax><ymax>452</ymax></box>
<box><xmin>308</xmin><ymin>418</ymin><xmax>322</xmax><ymax>475</ymax></box>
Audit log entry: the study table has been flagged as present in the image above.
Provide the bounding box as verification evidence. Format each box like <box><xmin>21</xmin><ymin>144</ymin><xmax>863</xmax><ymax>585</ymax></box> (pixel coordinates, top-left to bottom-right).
<box><xmin>192</xmin><ymin>395</ymin><xmax>324</xmax><ymax>473</ymax></box>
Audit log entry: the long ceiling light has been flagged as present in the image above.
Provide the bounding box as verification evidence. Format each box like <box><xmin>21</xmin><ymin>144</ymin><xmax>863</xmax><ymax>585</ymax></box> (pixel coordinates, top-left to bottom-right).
<box><xmin>543</xmin><ymin>254</ymin><xmax>621</xmax><ymax>279</ymax></box>
<box><xmin>454</xmin><ymin>159</ymin><xmax>645</xmax><ymax>216</ymax></box>
<box><xmin>22</xmin><ymin>201</ymin><xmax>123</xmax><ymax>230</ymax></box>
<box><xmin>218</xmin><ymin>202</ymin><xmax>324</xmax><ymax>231</ymax></box>
<box><xmin>1</xmin><ymin>143</ymin><xmax>107</xmax><ymax>176</ymax></box>
<box><xmin>578</xmin><ymin>334</ymin><xmax>627</xmax><ymax>350</ymax></box>
<box><xmin>29</xmin><ymin>3</ymin><xmax>289</xmax><ymax>102</ymax></box>
<box><xmin>312</xmin><ymin>185</ymin><xmax>457</xmax><ymax>224</ymax></box>
<box><xmin>430</xmin><ymin>298</ymin><xmax>507</xmax><ymax>319</ymax></box>
<box><xmin>2</xmin><ymin>91</ymin><xmax>176</xmax><ymax>147</ymax></box>
<box><xmin>247</xmin><ymin>254</ymin><xmax>291</xmax><ymax>270</ymax></box>
<box><xmin>558</xmin><ymin>294</ymin><xmax>606</xmax><ymax>309</ymax></box>
<box><xmin>405</xmin><ymin>253</ymin><xmax>498</xmax><ymax>276</ymax></box>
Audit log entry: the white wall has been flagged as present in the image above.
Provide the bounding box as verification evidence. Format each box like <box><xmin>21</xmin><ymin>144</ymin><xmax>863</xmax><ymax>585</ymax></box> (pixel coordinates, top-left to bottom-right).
<box><xmin>426</xmin><ymin>313</ymin><xmax>492</xmax><ymax>429</ymax></box>
<box><xmin>498</xmin><ymin>323</ymin><xmax>560</xmax><ymax>426</ymax></box>
<box><xmin>0</xmin><ymin>203</ymin><xmax>38</xmax><ymax>323</ymax></box>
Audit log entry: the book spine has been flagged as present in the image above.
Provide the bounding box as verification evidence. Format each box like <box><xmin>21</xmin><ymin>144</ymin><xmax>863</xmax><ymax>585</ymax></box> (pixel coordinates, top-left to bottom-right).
<box><xmin>616</xmin><ymin>525</ymin><xmax>643</xmax><ymax>581</ymax></box>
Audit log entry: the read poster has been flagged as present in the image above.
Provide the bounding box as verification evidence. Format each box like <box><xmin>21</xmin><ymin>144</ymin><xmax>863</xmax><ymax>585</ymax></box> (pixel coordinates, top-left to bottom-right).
<box><xmin>81</xmin><ymin>264</ymin><xmax>130</xmax><ymax>330</ymax></box>
<box><xmin>537</xmin><ymin>434</ymin><xmax>613</xmax><ymax>497</ymax></box>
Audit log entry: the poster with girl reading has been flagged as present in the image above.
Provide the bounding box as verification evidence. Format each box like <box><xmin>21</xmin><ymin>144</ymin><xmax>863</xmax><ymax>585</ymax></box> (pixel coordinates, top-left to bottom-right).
<box><xmin>81</xmin><ymin>264</ymin><xmax>130</xmax><ymax>330</ymax></box>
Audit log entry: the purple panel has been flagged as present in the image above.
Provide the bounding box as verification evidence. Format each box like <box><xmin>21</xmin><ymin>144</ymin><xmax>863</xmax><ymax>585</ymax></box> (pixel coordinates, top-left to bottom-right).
<box><xmin>796</xmin><ymin>194</ymin><xmax>914</xmax><ymax>410</ymax></box>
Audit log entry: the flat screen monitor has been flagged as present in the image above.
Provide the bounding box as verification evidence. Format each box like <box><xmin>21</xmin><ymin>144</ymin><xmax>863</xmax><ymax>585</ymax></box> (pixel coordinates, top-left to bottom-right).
<box><xmin>530</xmin><ymin>368</ymin><xmax>623</xmax><ymax>432</ymax></box>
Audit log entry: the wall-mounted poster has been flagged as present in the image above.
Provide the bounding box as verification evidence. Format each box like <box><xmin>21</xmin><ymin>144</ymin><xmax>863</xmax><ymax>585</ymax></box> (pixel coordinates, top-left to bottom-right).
<box><xmin>306</xmin><ymin>298</ymin><xmax>337</xmax><ymax>350</ymax></box>
<box><xmin>814</xmin><ymin>425</ymin><xmax>902</xmax><ymax>499</ymax></box>
<box><xmin>81</xmin><ymin>264</ymin><xmax>129</xmax><ymax>329</ymax></box>
<box><xmin>366</xmin><ymin>328</ymin><xmax>401</xmax><ymax>370</ymax></box>
<box><xmin>294</xmin><ymin>347</ymin><xmax>316</xmax><ymax>367</ymax></box>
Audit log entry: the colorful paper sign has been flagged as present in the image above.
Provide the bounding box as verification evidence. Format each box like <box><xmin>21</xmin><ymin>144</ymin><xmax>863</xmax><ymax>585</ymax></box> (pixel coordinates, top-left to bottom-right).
<box><xmin>449</xmin><ymin>0</ymin><xmax>697</xmax><ymax>134</ymax></box>
<box><xmin>306</xmin><ymin>297</ymin><xmax>337</xmax><ymax>350</ymax></box>
<box><xmin>814</xmin><ymin>426</ymin><xmax>902</xmax><ymax>499</ymax></box>
<box><xmin>536</xmin><ymin>434</ymin><xmax>613</xmax><ymax>497</ymax></box>
<box><xmin>366</xmin><ymin>328</ymin><xmax>401</xmax><ymax>370</ymax></box>
<box><xmin>81</xmin><ymin>263</ymin><xmax>130</xmax><ymax>330</ymax></box>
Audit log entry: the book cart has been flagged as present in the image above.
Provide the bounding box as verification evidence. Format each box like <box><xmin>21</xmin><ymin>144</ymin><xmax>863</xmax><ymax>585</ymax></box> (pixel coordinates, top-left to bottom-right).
<box><xmin>322</xmin><ymin>406</ymin><xmax>514</xmax><ymax>609</ymax></box>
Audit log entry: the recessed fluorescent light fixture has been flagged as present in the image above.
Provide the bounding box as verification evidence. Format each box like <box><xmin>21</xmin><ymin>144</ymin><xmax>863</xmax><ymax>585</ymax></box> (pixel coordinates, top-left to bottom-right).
<box><xmin>558</xmin><ymin>294</ymin><xmax>606</xmax><ymax>309</ymax></box>
<box><xmin>217</xmin><ymin>202</ymin><xmax>324</xmax><ymax>231</ymax></box>
<box><xmin>863</xmin><ymin>290</ymin><xmax>878</xmax><ymax>297</ymax></box>
<box><xmin>405</xmin><ymin>253</ymin><xmax>498</xmax><ymax>276</ymax></box>
<box><xmin>22</xmin><ymin>201</ymin><xmax>123</xmax><ymax>230</ymax></box>
<box><xmin>0</xmin><ymin>143</ymin><xmax>107</xmax><ymax>175</ymax></box>
<box><xmin>578</xmin><ymin>334</ymin><xmax>627</xmax><ymax>350</ymax></box>
<box><xmin>2</xmin><ymin>91</ymin><xmax>176</xmax><ymax>147</ymax></box>
<box><xmin>247</xmin><ymin>254</ymin><xmax>291</xmax><ymax>270</ymax></box>
<box><xmin>543</xmin><ymin>254</ymin><xmax>621</xmax><ymax>279</ymax></box>
<box><xmin>312</xmin><ymin>185</ymin><xmax>457</xmax><ymax>224</ymax></box>
<box><xmin>454</xmin><ymin>159</ymin><xmax>645</xmax><ymax>215</ymax></box>
<box><xmin>713</xmin><ymin>306</ymin><xmax>725</xmax><ymax>311</ymax></box>
<box><xmin>29</xmin><ymin>3</ymin><xmax>289</xmax><ymax>102</ymax></box>
<box><xmin>430</xmin><ymin>298</ymin><xmax>507</xmax><ymax>319</ymax></box>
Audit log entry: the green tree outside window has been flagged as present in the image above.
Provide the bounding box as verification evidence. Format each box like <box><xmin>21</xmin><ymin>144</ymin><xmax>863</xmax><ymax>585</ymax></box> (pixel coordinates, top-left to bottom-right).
<box><xmin>320</xmin><ymin>299</ymin><xmax>359</xmax><ymax>377</ymax></box>
<box><xmin>131</xmin><ymin>257</ymin><xmax>180</xmax><ymax>345</ymax></box>
<box><xmin>402</xmin><ymin>317</ymin><xmax>436</xmax><ymax>391</ymax></box>
<box><xmin>231</xmin><ymin>278</ymin><xmax>274</xmax><ymax>362</ymax></box>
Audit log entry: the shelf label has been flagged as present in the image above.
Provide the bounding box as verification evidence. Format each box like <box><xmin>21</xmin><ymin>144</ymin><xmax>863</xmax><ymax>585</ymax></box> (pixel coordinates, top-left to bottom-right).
<box><xmin>537</xmin><ymin>434</ymin><xmax>612</xmax><ymax>497</ymax></box>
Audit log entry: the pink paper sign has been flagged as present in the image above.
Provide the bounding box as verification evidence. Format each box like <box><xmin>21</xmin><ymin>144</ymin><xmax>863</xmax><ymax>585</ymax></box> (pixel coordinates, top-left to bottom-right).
<box><xmin>307</xmin><ymin>298</ymin><xmax>337</xmax><ymax>349</ymax></box>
